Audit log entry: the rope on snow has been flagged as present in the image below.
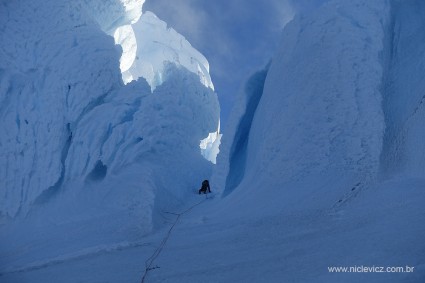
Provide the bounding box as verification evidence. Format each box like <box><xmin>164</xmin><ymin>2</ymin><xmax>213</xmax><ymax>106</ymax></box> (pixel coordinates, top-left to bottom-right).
<box><xmin>141</xmin><ymin>194</ymin><xmax>210</xmax><ymax>283</ymax></box>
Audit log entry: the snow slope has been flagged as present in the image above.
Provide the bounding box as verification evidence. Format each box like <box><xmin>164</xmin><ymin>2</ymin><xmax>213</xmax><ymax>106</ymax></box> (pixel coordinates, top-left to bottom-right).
<box><xmin>2</xmin><ymin>177</ymin><xmax>424</xmax><ymax>282</ymax></box>
<box><xmin>125</xmin><ymin>177</ymin><xmax>425</xmax><ymax>283</ymax></box>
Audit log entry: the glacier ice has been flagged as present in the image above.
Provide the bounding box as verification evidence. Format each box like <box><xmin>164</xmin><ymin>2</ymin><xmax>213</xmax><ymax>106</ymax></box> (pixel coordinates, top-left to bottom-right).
<box><xmin>200</xmin><ymin>121</ymin><xmax>222</xmax><ymax>164</ymax></box>
<box><xmin>206</xmin><ymin>1</ymin><xmax>425</xmax><ymax>279</ymax></box>
<box><xmin>2</xmin><ymin>0</ymin><xmax>425</xmax><ymax>281</ymax></box>
<box><xmin>245</xmin><ymin>0</ymin><xmax>389</xmax><ymax>189</ymax></box>
<box><xmin>0</xmin><ymin>0</ymin><xmax>219</xmax><ymax>234</ymax></box>
<box><xmin>113</xmin><ymin>24</ymin><xmax>137</xmax><ymax>74</ymax></box>
<box><xmin>0</xmin><ymin>0</ymin><xmax>123</xmax><ymax>218</ymax></box>
<box><xmin>212</xmin><ymin>65</ymin><xmax>269</xmax><ymax>196</ymax></box>
<box><xmin>214</xmin><ymin>0</ymin><xmax>425</xmax><ymax>229</ymax></box>
<box><xmin>111</xmin><ymin>10</ymin><xmax>221</xmax><ymax>162</ymax></box>
<box><xmin>72</xmin><ymin>0</ymin><xmax>145</xmax><ymax>33</ymax></box>
<box><xmin>126</xmin><ymin>11</ymin><xmax>215</xmax><ymax>91</ymax></box>
<box><xmin>215</xmin><ymin>0</ymin><xmax>389</xmax><ymax>209</ymax></box>
<box><xmin>129</xmin><ymin>12</ymin><xmax>220</xmax><ymax>163</ymax></box>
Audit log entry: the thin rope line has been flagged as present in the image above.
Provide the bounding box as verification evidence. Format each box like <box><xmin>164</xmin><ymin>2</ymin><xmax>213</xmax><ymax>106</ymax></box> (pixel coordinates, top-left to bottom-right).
<box><xmin>141</xmin><ymin>194</ymin><xmax>209</xmax><ymax>283</ymax></box>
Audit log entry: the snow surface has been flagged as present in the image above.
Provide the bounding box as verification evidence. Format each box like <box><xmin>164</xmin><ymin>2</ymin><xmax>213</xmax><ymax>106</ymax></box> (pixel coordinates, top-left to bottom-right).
<box><xmin>2</xmin><ymin>178</ymin><xmax>424</xmax><ymax>282</ymax></box>
<box><xmin>1</xmin><ymin>0</ymin><xmax>425</xmax><ymax>282</ymax></box>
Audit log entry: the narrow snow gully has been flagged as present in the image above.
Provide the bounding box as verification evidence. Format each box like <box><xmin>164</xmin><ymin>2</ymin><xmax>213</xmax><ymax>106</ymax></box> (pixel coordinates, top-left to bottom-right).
<box><xmin>223</xmin><ymin>66</ymin><xmax>269</xmax><ymax>197</ymax></box>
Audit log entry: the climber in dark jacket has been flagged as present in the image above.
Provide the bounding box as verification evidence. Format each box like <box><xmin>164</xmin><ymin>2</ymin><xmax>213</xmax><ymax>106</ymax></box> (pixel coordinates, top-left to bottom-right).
<box><xmin>199</xmin><ymin>180</ymin><xmax>211</xmax><ymax>194</ymax></box>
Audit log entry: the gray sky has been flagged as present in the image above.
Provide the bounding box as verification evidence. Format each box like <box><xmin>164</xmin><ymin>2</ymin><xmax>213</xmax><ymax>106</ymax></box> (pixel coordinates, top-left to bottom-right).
<box><xmin>143</xmin><ymin>0</ymin><xmax>295</xmax><ymax>129</ymax></box>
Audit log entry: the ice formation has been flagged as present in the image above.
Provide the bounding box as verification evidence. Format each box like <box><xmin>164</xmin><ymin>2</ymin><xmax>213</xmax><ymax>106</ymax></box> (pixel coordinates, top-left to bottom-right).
<box><xmin>215</xmin><ymin>0</ymin><xmax>425</xmax><ymax>212</ymax></box>
<box><xmin>129</xmin><ymin>12</ymin><xmax>214</xmax><ymax>91</ymax></box>
<box><xmin>2</xmin><ymin>0</ymin><xmax>425</xmax><ymax>281</ymax></box>
<box><xmin>0</xmin><ymin>0</ymin><xmax>219</xmax><ymax>230</ymax></box>
<box><xmin>112</xmin><ymin>10</ymin><xmax>220</xmax><ymax>162</ymax></box>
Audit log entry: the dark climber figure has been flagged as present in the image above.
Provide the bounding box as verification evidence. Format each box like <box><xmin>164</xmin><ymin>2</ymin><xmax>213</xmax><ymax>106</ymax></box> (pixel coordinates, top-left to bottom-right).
<box><xmin>199</xmin><ymin>179</ymin><xmax>211</xmax><ymax>194</ymax></box>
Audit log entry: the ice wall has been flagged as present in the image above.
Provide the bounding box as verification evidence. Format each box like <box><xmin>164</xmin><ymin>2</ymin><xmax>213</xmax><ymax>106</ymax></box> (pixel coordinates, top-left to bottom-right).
<box><xmin>216</xmin><ymin>0</ymin><xmax>391</xmax><ymax>211</ymax></box>
<box><xmin>0</xmin><ymin>0</ymin><xmax>219</xmax><ymax>227</ymax></box>
<box><xmin>212</xmin><ymin>66</ymin><xmax>269</xmax><ymax>196</ymax></box>
<box><xmin>218</xmin><ymin>0</ymin><xmax>425</xmax><ymax>215</ymax></box>
<box><xmin>248</xmin><ymin>0</ymin><xmax>388</xmax><ymax>182</ymax></box>
<box><xmin>0</xmin><ymin>0</ymin><xmax>122</xmax><ymax>218</ymax></box>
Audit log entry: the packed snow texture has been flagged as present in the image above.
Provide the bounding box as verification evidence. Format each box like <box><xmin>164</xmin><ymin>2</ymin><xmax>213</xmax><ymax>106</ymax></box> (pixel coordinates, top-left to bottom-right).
<box><xmin>0</xmin><ymin>0</ymin><xmax>219</xmax><ymax>237</ymax></box>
